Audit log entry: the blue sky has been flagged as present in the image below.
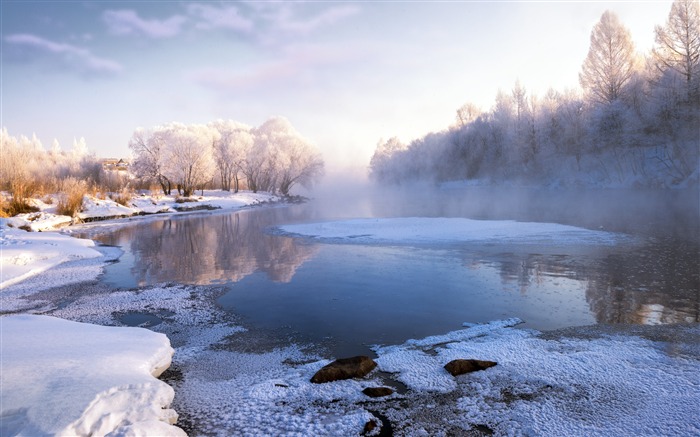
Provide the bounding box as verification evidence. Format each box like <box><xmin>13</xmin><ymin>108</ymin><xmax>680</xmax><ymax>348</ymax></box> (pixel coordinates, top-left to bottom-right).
<box><xmin>1</xmin><ymin>1</ymin><xmax>671</xmax><ymax>172</ymax></box>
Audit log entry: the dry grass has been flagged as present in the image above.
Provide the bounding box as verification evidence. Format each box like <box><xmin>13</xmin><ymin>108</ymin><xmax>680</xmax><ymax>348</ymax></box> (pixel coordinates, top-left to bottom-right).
<box><xmin>0</xmin><ymin>193</ymin><xmax>39</xmax><ymax>217</ymax></box>
<box><xmin>56</xmin><ymin>177</ymin><xmax>87</xmax><ymax>217</ymax></box>
<box><xmin>110</xmin><ymin>189</ymin><xmax>133</xmax><ymax>207</ymax></box>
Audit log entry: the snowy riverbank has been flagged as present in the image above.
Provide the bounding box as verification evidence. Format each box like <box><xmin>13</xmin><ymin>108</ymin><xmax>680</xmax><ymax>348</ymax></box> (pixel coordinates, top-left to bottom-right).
<box><xmin>0</xmin><ymin>190</ymin><xmax>280</xmax><ymax>436</ymax></box>
<box><xmin>0</xmin><ymin>315</ymin><xmax>186</xmax><ymax>436</ymax></box>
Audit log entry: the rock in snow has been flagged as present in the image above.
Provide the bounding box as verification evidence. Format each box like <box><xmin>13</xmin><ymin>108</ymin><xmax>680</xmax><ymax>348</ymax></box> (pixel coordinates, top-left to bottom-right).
<box><xmin>310</xmin><ymin>356</ymin><xmax>378</xmax><ymax>383</ymax></box>
<box><xmin>362</xmin><ymin>387</ymin><xmax>395</xmax><ymax>398</ymax></box>
<box><xmin>444</xmin><ymin>359</ymin><xmax>498</xmax><ymax>376</ymax></box>
<box><xmin>0</xmin><ymin>314</ymin><xmax>186</xmax><ymax>436</ymax></box>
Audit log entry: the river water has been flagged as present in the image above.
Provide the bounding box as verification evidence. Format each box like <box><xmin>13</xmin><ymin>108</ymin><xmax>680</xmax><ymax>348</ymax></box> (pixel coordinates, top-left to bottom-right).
<box><xmin>83</xmin><ymin>187</ymin><xmax>699</xmax><ymax>356</ymax></box>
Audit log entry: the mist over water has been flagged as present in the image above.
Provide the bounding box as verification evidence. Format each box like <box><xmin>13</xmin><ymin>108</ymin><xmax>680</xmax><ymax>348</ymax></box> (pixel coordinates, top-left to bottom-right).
<box><xmin>88</xmin><ymin>183</ymin><xmax>699</xmax><ymax>356</ymax></box>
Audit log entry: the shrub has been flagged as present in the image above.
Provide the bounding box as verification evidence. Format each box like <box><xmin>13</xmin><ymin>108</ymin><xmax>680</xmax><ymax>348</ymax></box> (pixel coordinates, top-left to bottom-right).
<box><xmin>0</xmin><ymin>192</ymin><xmax>39</xmax><ymax>217</ymax></box>
<box><xmin>56</xmin><ymin>177</ymin><xmax>87</xmax><ymax>217</ymax></box>
<box><xmin>110</xmin><ymin>188</ymin><xmax>133</xmax><ymax>207</ymax></box>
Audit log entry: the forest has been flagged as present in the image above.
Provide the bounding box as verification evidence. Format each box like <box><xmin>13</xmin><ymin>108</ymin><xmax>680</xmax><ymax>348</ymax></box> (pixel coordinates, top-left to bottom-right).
<box><xmin>370</xmin><ymin>1</ymin><xmax>699</xmax><ymax>188</ymax></box>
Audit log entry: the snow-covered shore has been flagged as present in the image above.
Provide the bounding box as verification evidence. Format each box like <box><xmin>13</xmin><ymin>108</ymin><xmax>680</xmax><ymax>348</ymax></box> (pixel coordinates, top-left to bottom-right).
<box><xmin>4</xmin><ymin>189</ymin><xmax>280</xmax><ymax>232</ymax></box>
<box><xmin>0</xmin><ymin>315</ymin><xmax>186</xmax><ymax>436</ymax></box>
<box><xmin>0</xmin><ymin>190</ymin><xmax>279</xmax><ymax>436</ymax></box>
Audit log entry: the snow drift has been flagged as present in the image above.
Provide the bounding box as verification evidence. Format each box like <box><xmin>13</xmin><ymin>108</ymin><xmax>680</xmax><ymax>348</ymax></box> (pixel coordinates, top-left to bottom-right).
<box><xmin>0</xmin><ymin>314</ymin><xmax>185</xmax><ymax>436</ymax></box>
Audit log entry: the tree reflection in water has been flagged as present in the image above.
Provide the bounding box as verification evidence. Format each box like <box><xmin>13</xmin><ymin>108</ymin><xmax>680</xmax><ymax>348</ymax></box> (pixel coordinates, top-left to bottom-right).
<box><xmin>91</xmin><ymin>207</ymin><xmax>317</xmax><ymax>286</ymax></box>
<box><xmin>86</xmin><ymin>188</ymin><xmax>699</xmax><ymax>335</ymax></box>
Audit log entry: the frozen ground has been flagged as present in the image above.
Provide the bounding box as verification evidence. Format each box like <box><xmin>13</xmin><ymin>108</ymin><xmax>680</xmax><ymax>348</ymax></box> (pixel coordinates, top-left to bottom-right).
<box><xmin>1</xmin><ymin>211</ymin><xmax>698</xmax><ymax>436</ymax></box>
<box><xmin>0</xmin><ymin>314</ymin><xmax>185</xmax><ymax>436</ymax></box>
<box><xmin>278</xmin><ymin>217</ymin><xmax>630</xmax><ymax>246</ymax></box>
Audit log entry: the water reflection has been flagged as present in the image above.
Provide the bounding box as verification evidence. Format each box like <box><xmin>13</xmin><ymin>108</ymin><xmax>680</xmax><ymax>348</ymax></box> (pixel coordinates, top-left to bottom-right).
<box><xmin>585</xmin><ymin>239</ymin><xmax>699</xmax><ymax>324</ymax></box>
<box><xmin>84</xmin><ymin>188</ymin><xmax>699</xmax><ymax>353</ymax></box>
<box><xmin>90</xmin><ymin>208</ymin><xmax>318</xmax><ymax>287</ymax></box>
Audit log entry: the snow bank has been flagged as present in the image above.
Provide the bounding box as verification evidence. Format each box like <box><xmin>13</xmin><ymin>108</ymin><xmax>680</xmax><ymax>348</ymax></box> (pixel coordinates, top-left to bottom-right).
<box><xmin>278</xmin><ymin>217</ymin><xmax>627</xmax><ymax>245</ymax></box>
<box><xmin>371</xmin><ymin>321</ymin><xmax>700</xmax><ymax>436</ymax></box>
<box><xmin>0</xmin><ymin>227</ymin><xmax>101</xmax><ymax>289</ymax></box>
<box><xmin>0</xmin><ymin>314</ymin><xmax>185</xmax><ymax>436</ymax></box>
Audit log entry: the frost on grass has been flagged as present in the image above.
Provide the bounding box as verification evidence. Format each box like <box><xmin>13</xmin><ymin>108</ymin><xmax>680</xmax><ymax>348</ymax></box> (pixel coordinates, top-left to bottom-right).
<box><xmin>0</xmin><ymin>314</ymin><xmax>185</xmax><ymax>436</ymax></box>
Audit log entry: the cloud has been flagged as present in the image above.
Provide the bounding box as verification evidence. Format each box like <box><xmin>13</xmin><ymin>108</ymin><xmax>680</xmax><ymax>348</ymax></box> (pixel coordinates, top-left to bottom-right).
<box><xmin>186</xmin><ymin>4</ymin><xmax>254</xmax><ymax>33</ymax></box>
<box><xmin>4</xmin><ymin>33</ymin><xmax>123</xmax><ymax>77</ymax></box>
<box><xmin>272</xmin><ymin>4</ymin><xmax>360</xmax><ymax>35</ymax></box>
<box><xmin>103</xmin><ymin>9</ymin><xmax>187</xmax><ymax>38</ymax></box>
<box><xmin>183</xmin><ymin>2</ymin><xmax>360</xmax><ymax>45</ymax></box>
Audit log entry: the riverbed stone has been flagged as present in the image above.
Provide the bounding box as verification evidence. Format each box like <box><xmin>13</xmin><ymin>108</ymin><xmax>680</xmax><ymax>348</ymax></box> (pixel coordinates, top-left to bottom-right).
<box><xmin>444</xmin><ymin>359</ymin><xmax>497</xmax><ymax>376</ymax></box>
<box><xmin>362</xmin><ymin>386</ymin><xmax>394</xmax><ymax>398</ymax></box>
<box><xmin>310</xmin><ymin>356</ymin><xmax>377</xmax><ymax>383</ymax></box>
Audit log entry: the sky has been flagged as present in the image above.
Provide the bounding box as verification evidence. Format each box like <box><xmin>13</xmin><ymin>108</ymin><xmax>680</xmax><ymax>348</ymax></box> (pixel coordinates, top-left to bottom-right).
<box><xmin>1</xmin><ymin>1</ymin><xmax>673</xmax><ymax>173</ymax></box>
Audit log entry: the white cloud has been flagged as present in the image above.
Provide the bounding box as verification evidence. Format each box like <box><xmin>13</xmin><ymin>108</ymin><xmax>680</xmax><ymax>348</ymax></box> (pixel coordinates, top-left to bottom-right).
<box><xmin>4</xmin><ymin>33</ymin><xmax>123</xmax><ymax>76</ymax></box>
<box><xmin>103</xmin><ymin>9</ymin><xmax>187</xmax><ymax>38</ymax></box>
<box><xmin>186</xmin><ymin>4</ymin><xmax>254</xmax><ymax>32</ymax></box>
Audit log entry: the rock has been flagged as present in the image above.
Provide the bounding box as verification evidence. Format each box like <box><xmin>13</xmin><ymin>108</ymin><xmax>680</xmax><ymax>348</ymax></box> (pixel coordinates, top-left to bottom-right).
<box><xmin>363</xmin><ymin>419</ymin><xmax>377</xmax><ymax>434</ymax></box>
<box><xmin>362</xmin><ymin>387</ymin><xmax>394</xmax><ymax>398</ymax></box>
<box><xmin>310</xmin><ymin>356</ymin><xmax>377</xmax><ymax>383</ymax></box>
<box><xmin>444</xmin><ymin>359</ymin><xmax>497</xmax><ymax>376</ymax></box>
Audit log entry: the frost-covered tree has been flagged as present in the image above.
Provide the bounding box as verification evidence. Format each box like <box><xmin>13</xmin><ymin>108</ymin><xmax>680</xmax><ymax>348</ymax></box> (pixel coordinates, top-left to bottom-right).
<box><xmin>580</xmin><ymin>11</ymin><xmax>639</xmax><ymax>104</ymax></box>
<box><xmin>243</xmin><ymin>117</ymin><xmax>323</xmax><ymax>195</ymax></box>
<box><xmin>277</xmin><ymin>135</ymin><xmax>324</xmax><ymax>196</ymax></box>
<box><xmin>209</xmin><ymin>120</ymin><xmax>253</xmax><ymax>192</ymax></box>
<box><xmin>129</xmin><ymin>127</ymin><xmax>172</xmax><ymax>195</ymax></box>
<box><xmin>455</xmin><ymin>102</ymin><xmax>481</xmax><ymax>127</ymax></box>
<box><xmin>369</xmin><ymin>137</ymin><xmax>408</xmax><ymax>182</ymax></box>
<box><xmin>161</xmin><ymin>123</ymin><xmax>217</xmax><ymax>197</ymax></box>
<box><xmin>652</xmin><ymin>0</ymin><xmax>700</xmax><ymax>99</ymax></box>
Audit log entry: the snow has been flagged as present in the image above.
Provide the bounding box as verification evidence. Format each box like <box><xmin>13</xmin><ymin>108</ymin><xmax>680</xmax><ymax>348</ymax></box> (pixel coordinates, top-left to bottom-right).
<box><xmin>278</xmin><ymin>217</ymin><xmax>628</xmax><ymax>245</ymax></box>
<box><xmin>367</xmin><ymin>321</ymin><xmax>700</xmax><ymax>436</ymax></box>
<box><xmin>0</xmin><ymin>227</ymin><xmax>102</xmax><ymax>289</ymax></box>
<box><xmin>0</xmin><ymin>314</ymin><xmax>185</xmax><ymax>436</ymax></box>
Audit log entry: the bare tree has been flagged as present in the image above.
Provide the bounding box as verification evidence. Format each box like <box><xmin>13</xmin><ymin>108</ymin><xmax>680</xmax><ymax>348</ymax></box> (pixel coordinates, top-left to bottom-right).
<box><xmin>652</xmin><ymin>0</ymin><xmax>700</xmax><ymax>99</ymax></box>
<box><xmin>580</xmin><ymin>10</ymin><xmax>638</xmax><ymax>104</ymax></box>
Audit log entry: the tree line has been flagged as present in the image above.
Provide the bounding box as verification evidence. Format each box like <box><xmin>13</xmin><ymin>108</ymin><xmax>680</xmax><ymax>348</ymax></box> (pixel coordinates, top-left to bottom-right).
<box><xmin>0</xmin><ymin>129</ymin><xmax>105</xmax><ymax>216</ymax></box>
<box><xmin>129</xmin><ymin>116</ymin><xmax>324</xmax><ymax>197</ymax></box>
<box><xmin>370</xmin><ymin>0</ymin><xmax>699</xmax><ymax>188</ymax></box>
<box><xmin>0</xmin><ymin>116</ymin><xmax>324</xmax><ymax>217</ymax></box>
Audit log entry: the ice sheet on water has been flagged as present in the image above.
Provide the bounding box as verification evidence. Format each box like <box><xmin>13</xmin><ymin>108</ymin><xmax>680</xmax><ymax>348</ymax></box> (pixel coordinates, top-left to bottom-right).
<box><xmin>278</xmin><ymin>217</ymin><xmax>630</xmax><ymax>246</ymax></box>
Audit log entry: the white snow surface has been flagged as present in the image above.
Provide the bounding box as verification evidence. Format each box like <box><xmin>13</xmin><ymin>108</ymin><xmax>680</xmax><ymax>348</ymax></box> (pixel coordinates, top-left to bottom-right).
<box><xmin>0</xmin><ymin>314</ymin><xmax>185</xmax><ymax>437</ymax></box>
<box><xmin>0</xmin><ymin>227</ymin><xmax>102</xmax><ymax>289</ymax></box>
<box><xmin>279</xmin><ymin>217</ymin><xmax>627</xmax><ymax>245</ymax></box>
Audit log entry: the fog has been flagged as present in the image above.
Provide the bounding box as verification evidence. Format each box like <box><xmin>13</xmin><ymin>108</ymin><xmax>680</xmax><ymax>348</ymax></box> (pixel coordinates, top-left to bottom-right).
<box><xmin>304</xmin><ymin>171</ymin><xmax>699</xmax><ymax>243</ymax></box>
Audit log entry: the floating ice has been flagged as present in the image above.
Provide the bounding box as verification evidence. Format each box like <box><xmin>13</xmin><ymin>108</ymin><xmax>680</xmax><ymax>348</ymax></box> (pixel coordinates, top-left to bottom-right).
<box><xmin>278</xmin><ymin>217</ymin><xmax>628</xmax><ymax>245</ymax></box>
